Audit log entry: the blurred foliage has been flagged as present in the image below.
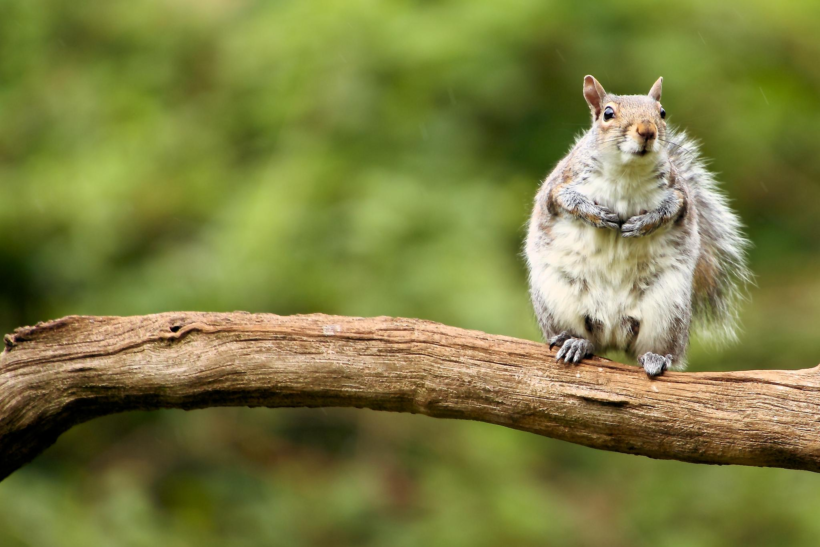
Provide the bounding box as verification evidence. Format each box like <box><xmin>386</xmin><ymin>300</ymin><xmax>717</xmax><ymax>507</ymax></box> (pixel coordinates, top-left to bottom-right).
<box><xmin>1</xmin><ymin>0</ymin><xmax>820</xmax><ymax>545</ymax></box>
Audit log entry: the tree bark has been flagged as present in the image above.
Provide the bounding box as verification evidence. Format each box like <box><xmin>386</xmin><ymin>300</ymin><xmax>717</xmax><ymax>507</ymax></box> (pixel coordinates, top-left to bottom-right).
<box><xmin>1</xmin><ymin>312</ymin><xmax>819</xmax><ymax>480</ymax></box>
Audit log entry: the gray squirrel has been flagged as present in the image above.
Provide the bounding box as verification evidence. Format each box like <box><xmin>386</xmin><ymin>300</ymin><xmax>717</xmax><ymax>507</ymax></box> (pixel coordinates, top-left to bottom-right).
<box><xmin>525</xmin><ymin>75</ymin><xmax>750</xmax><ymax>377</ymax></box>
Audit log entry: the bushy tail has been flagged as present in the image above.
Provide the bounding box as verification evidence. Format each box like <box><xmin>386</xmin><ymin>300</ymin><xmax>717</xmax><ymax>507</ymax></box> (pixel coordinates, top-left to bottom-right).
<box><xmin>667</xmin><ymin>130</ymin><xmax>752</xmax><ymax>343</ymax></box>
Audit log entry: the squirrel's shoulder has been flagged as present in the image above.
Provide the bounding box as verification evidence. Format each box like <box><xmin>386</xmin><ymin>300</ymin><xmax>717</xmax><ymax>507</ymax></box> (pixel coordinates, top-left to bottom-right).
<box><xmin>541</xmin><ymin>133</ymin><xmax>597</xmax><ymax>188</ymax></box>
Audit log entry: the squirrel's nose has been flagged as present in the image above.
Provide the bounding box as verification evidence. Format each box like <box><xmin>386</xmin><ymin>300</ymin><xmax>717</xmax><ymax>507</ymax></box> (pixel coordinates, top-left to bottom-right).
<box><xmin>636</xmin><ymin>122</ymin><xmax>657</xmax><ymax>141</ymax></box>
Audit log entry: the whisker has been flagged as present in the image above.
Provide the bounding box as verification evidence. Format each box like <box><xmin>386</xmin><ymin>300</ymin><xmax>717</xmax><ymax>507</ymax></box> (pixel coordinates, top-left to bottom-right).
<box><xmin>657</xmin><ymin>138</ymin><xmax>697</xmax><ymax>157</ymax></box>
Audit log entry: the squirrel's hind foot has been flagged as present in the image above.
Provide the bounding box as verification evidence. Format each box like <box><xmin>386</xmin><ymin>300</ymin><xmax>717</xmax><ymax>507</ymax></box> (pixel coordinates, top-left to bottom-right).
<box><xmin>553</xmin><ymin>335</ymin><xmax>594</xmax><ymax>364</ymax></box>
<box><xmin>639</xmin><ymin>352</ymin><xmax>673</xmax><ymax>378</ymax></box>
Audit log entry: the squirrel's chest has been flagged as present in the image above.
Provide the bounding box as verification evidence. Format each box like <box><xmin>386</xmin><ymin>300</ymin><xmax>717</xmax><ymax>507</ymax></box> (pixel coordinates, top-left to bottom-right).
<box><xmin>577</xmin><ymin>171</ymin><xmax>666</xmax><ymax>218</ymax></box>
<box><xmin>545</xmin><ymin>170</ymin><xmax>675</xmax><ymax>282</ymax></box>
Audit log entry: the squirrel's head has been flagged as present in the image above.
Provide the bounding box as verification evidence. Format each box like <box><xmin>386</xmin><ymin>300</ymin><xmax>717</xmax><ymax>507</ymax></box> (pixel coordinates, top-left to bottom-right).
<box><xmin>583</xmin><ymin>75</ymin><xmax>667</xmax><ymax>164</ymax></box>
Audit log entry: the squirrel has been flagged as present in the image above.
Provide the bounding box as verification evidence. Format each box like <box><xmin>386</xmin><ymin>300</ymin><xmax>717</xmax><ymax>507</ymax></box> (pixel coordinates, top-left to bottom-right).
<box><xmin>525</xmin><ymin>75</ymin><xmax>750</xmax><ymax>377</ymax></box>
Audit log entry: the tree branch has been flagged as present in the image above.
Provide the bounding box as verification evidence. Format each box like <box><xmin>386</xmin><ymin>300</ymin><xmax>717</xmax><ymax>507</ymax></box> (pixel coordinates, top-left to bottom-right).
<box><xmin>1</xmin><ymin>312</ymin><xmax>819</xmax><ymax>480</ymax></box>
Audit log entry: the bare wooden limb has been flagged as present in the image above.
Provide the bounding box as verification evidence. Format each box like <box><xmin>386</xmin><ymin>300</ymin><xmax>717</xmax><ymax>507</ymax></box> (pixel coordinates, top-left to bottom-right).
<box><xmin>2</xmin><ymin>312</ymin><xmax>819</xmax><ymax>480</ymax></box>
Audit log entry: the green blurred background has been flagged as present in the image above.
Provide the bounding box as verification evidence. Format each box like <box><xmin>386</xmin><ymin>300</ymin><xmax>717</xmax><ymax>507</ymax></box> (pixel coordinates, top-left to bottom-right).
<box><xmin>2</xmin><ymin>0</ymin><xmax>820</xmax><ymax>545</ymax></box>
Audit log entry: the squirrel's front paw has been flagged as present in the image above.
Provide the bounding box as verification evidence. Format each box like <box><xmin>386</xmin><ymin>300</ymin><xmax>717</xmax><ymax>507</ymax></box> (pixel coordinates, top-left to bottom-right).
<box><xmin>621</xmin><ymin>212</ymin><xmax>661</xmax><ymax>238</ymax></box>
<box><xmin>590</xmin><ymin>205</ymin><xmax>621</xmax><ymax>231</ymax></box>
<box><xmin>639</xmin><ymin>352</ymin><xmax>672</xmax><ymax>377</ymax></box>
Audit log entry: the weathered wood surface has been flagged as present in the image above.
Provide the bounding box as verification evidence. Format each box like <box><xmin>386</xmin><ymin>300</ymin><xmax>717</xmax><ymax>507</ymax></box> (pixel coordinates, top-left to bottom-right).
<box><xmin>2</xmin><ymin>312</ymin><xmax>819</xmax><ymax>480</ymax></box>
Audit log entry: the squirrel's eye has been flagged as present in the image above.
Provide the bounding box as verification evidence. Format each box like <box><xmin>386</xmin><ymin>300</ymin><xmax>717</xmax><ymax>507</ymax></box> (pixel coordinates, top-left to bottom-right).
<box><xmin>603</xmin><ymin>106</ymin><xmax>615</xmax><ymax>121</ymax></box>
<box><xmin>660</xmin><ymin>107</ymin><xmax>666</xmax><ymax>119</ymax></box>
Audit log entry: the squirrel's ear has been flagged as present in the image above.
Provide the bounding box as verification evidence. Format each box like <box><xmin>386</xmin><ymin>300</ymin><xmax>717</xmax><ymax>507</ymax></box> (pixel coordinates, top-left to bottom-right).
<box><xmin>649</xmin><ymin>77</ymin><xmax>663</xmax><ymax>102</ymax></box>
<box><xmin>583</xmin><ymin>75</ymin><xmax>607</xmax><ymax>119</ymax></box>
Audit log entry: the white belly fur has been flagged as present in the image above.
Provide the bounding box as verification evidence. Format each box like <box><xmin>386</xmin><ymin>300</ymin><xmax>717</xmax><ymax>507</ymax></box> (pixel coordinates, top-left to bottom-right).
<box><xmin>528</xmin><ymin>170</ymin><xmax>694</xmax><ymax>354</ymax></box>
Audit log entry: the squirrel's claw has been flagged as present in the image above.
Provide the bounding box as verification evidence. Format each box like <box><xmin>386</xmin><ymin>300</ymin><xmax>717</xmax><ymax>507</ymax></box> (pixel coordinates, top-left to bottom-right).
<box><xmin>621</xmin><ymin>216</ymin><xmax>647</xmax><ymax>238</ymax></box>
<box><xmin>597</xmin><ymin>206</ymin><xmax>621</xmax><ymax>231</ymax></box>
<box><xmin>555</xmin><ymin>337</ymin><xmax>594</xmax><ymax>364</ymax></box>
<box><xmin>621</xmin><ymin>211</ymin><xmax>664</xmax><ymax>238</ymax></box>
